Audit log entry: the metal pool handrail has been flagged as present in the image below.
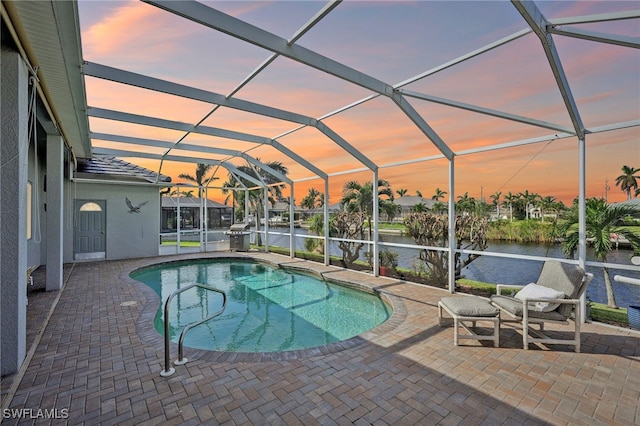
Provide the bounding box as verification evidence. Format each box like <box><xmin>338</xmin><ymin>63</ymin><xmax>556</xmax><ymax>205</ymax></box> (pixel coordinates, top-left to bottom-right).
<box><xmin>160</xmin><ymin>283</ymin><xmax>227</xmax><ymax>377</ymax></box>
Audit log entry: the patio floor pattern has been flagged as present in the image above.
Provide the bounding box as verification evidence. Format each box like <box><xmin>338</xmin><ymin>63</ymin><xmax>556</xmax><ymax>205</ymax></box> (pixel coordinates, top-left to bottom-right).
<box><xmin>1</xmin><ymin>252</ymin><xmax>639</xmax><ymax>425</ymax></box>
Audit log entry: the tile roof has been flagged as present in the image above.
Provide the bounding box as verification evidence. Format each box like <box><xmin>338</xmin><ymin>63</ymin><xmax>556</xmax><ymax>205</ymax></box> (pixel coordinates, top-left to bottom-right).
<box><xmin>75</xmin><ymin>157</ymin><xmax>171</xmax><ymax>183</ymax></box>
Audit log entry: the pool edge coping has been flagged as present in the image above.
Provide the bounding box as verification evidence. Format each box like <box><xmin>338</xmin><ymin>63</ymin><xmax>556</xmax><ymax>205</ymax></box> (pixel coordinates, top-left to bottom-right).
<box><xmin>121</xmin><ymin>251</ymin><xmax>410</xmax><ymax>363</ymax></box>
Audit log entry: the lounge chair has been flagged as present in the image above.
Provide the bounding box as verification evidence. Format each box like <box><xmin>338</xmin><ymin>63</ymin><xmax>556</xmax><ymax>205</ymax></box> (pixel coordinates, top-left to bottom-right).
<box><xmin>490</xmin><ymin>260</ymin><xmax>593</xmax><ymax>352</ymax></box>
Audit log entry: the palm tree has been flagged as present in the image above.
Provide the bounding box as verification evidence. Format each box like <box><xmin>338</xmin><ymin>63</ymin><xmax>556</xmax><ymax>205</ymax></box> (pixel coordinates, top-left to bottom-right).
<box><xmin>502</xmin><ymin>192</ymin><xmax>518</xmax><ymax>222</ymax></box>
<box><xmin>455</xmin><ymin>192</ymin><xmax>476</xmax><ymax>214</ymax></box>
<box><xmin>300</xmin><ymin>187</ymin><xmax>323</xmax><ymax>209</ymax></box>
<box><xmin>340</xmin><ymin>179</ymin><xmax>393</xmax><ymax>239</ymax></box>
<box><xmin>519</xmin><ymin>190</ymin><xmax>539</xmax><ymax>220</ymax></box>
<box><xmin>538</xmin><ymin>195</ymin><xmax>557</xmax><ymax>222</ymax></box>
<box><xmin>615</xmin><ymin>165</ymin><xmax>639</xmax><ymax>200</ymax></box>
<box><xmin>490</xmin><ymin>191</ymin><xmax>501</xmax><ymax>217</ymax></box>
<box><xmin>396</xmin><ymin>188</ymin><xmax>408</xmax><ymax>198</ymax></box>
<box><xmin>178</xmin><ymin>163</ymin><xmax>218</xmax><ymax>197</ymax></box>
<box><xmin>560</xmin><ymin>198</ymin><xmax>640</xmax><ymax>308</ymax></box>
<box><xmin>431</xmin><ymin>188</ymin><xmax>447</xmax><ymax>201</ymax></box>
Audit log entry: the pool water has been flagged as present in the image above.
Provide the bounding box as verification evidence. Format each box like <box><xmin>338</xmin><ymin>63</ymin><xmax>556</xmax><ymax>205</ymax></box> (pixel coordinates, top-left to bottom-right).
<box><xmin>131</xmin><ymin>260</ymin><xmax>392</xmax><ymax>352</ymax></box>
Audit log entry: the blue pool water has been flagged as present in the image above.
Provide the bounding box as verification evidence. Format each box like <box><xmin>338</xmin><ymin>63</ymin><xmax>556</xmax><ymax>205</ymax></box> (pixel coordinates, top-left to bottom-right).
<box><xmin>130</xmin><ymin>260</ymin><xmax>392</xmax><ymax>352</ymax></box>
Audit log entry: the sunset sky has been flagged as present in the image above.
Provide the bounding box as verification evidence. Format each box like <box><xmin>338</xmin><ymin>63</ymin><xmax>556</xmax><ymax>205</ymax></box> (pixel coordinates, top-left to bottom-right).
<box><xmin>77</xmin><ymin>1</ymin><xmax>639</xmax><ymax>206</ymax></box>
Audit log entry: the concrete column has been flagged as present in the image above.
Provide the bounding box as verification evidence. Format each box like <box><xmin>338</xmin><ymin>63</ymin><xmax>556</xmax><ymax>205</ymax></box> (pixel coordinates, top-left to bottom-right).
<box><xmin>46</xmin><ymin>135</ymin><xmax>64</xmax><ymax>291</ymax></box>
<box><xmin>1</xmin><ymin>47</ymin><xmax>29</xmax><ymax>376</ymax></box>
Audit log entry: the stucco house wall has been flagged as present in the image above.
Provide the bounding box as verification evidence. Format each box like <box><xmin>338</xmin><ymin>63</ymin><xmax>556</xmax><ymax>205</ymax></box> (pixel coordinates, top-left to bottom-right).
<box><xmin>64</xmin><ymin>182</ymin><xmax>161</xmax><ymax>262</ymax></box>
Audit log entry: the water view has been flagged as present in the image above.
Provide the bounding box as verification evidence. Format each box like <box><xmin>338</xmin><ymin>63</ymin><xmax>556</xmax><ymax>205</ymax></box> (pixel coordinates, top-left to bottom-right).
<box><xmin>261</xmin><ymin>228</ymin><xmax>640</xmax><ymax>309</ymax></box>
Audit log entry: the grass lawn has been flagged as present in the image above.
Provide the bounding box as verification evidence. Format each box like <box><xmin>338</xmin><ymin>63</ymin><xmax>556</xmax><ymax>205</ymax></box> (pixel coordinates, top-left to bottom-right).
<box><xmin>160</xmin><ymin>241</ymin><xmax>202</xmax><ymax>247</ymax></box>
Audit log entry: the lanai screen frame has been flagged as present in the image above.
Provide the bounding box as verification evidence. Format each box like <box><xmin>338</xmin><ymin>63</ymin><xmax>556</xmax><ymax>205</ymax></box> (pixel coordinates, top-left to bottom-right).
<box><xmin>81</xmin><ymin>1</ymin><xmax>640</xmax><ymax>320</ymax></box>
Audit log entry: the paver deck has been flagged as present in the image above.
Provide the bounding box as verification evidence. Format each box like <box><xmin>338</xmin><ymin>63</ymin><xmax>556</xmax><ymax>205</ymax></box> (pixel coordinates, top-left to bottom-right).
<box><xmin>1</xmin><ymin>252</ymin><xmax>639</xmax><ymax>425</ymax></box>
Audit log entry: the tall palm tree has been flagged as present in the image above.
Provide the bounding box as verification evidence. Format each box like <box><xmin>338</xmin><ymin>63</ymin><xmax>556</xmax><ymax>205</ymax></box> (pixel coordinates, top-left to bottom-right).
<box><xmin>340</xmin><ymin>179</ymin><xmax>393</xmax><ymax>239</ymax></box>
<box><xmin>178</xmin><ymin>163</ymin><xmax>218</xmax><ymax>198</ymax></box>
<box><xmin>560</xmin><ymin>198</ymin><xmax>640</xmax><ymax>308</ymax></box>
<box><xmin>615</xmin><ymin>165</ymin><xmax>639</xmax><ymax>200</ymax></box>
<box><xmin>502</xmin><ymin>192</ymin><xmax>518</xmax><ymax>222</ymax></box>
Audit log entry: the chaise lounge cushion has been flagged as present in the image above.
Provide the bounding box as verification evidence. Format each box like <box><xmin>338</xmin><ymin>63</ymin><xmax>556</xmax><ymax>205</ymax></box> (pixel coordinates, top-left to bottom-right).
<box><xmin>440</xmin><ymin>296</ymin><xmax>499</xmax><ymax>317</ymax></box>
<box><xmin>515</xmin><ymin>283</ymin><xmax>565</xmax><ymax>312</ymax></box>
<box><xmin>490</xmin><ymin>295</ymin><xmax>567</xmax><ymax>321</ymax></box>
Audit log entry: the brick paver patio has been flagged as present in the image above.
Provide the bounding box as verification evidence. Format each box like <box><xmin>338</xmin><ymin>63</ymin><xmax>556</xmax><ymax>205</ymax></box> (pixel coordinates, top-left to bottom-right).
<box><xmin>1</xmin><ymin>252</ymin><xmax>639</xmax><ymax>425</ymax></box>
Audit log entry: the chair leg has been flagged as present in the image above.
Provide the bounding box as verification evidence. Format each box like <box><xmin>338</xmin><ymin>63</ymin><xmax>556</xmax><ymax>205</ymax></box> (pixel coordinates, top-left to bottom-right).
<box><xmin>522</xmin><ymin>309</ymin><xmax>529</xmax><ymax>350</ymax></box>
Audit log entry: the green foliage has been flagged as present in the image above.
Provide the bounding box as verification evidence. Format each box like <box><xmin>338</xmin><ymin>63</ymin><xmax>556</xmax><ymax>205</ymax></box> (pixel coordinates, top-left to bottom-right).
<box><xmin>404</xmin><ymin>212</ymin><xmax>488</xmax><ymax>283</ymax></box>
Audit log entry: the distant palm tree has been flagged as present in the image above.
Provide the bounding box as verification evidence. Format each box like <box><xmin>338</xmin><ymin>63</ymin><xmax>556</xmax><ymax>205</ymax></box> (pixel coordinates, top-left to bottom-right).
<box><xmin>490</xmin><ymin>191</ymin><xmax>501</xmax><ymax>217</ymax></box>
<box><xmin>396</xmin><ymin>188</ymin><xmax>408</xmax><ymax>198</ymax></box>
<box><xmin>300</xmin><ymin>187</ymin><xmax>323</xmax><ymax>209</ymax></box>
<box><xmin>455</xmin><ymin>192</ymin><xmax>476</xmax><ymax>213</ymax></box>
<box><xmin>519</xmin><ymin>190</ymin><xmax>539</xmax><ymax>220</ymax></box>
<box><xmin>615</xmin><ymin>165</ymin><xmax>639</xmax><ymax>200</ymax></box>
<box><xmin>415</xmin><ymin>190</ymin><xmax>423</xmax><ymax>197</ymax></box>
<box><xmin>431</xmin><ymin>188</ymin><xmax>447</xmax><ymax>201</ymax></box>
<box><xmin>178</xmin><ymin>163</ymin><xmax>218</xmax><ymax>197</ymax></box>
<box><xmin>502</xmin><ymin>192</ymin><xmax>518</xmax><ymax>222</ymax></box>
<box><xmin>560</xmin><ymin>198</ymin><xmax>640</xmax><ymax>308</ymax></box>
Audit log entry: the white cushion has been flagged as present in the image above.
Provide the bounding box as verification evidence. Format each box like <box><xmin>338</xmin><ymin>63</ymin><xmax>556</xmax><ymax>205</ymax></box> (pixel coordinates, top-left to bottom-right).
<box><xmin>515</xmin><ymin>283</ymin><xmax>565</xmax><ymax>312</ymax></box>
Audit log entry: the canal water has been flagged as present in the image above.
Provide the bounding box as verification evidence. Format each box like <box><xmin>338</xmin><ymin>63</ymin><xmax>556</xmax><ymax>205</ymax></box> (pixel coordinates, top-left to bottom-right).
<box><xmin>262</xmin><ymin>228</ymin><xmax>640</xmax><ymax>308</ymax></box>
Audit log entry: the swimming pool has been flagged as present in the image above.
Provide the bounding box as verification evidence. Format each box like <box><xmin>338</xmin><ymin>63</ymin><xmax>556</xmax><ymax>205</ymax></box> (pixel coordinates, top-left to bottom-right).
<box><xmin>131</xmin><ymin>259</ymin><xmax>392</xmax><ymax>352</ymax></box>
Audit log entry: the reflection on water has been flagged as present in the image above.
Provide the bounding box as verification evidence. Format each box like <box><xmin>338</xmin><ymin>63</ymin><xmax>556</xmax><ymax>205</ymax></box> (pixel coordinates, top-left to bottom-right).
<box><xmin>265</xmin><ymin>228</ymin><xmax>640</xmax><ymax>308</ymax></box>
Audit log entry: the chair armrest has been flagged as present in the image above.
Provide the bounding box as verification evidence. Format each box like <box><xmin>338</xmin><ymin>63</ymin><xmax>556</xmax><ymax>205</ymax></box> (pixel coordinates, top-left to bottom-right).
<box><xmin>496</xmin><ymin>284</ymin><xmax>524</xmax><ymax>296</ymax></box>
<box><xmin>520</xmin><ymin>297</ymin><xmax>579</xmax><ymax>305</ymax></box>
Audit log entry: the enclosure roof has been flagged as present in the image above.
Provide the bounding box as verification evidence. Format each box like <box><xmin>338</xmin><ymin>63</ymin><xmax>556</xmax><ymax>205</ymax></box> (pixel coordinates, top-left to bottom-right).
<box><xmin>3</xmin><ymin>1</ymin><xmax>639</xmax><ymax>200</ymax></box>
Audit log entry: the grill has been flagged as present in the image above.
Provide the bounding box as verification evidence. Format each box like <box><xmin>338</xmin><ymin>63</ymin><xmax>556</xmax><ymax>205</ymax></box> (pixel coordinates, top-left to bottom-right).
<box><xmin>225</xmin><ymin>223</ymin><xmax>250</xmax><ymax>251</ymax></box>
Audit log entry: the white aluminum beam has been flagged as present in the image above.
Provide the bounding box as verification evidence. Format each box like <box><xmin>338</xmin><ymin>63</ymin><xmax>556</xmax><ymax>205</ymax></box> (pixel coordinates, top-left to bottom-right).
<box><xmin>143</xmin><ymin>1</ymin><xmax>456</xmax><ymax>162</ymax></box>
<box><xmin>548</xmin><ymin>10</ymin><xmax>640</xmax><ymax>26</ymax></box>
<box><xmin>92</xmin><ymin>148</ymin><xmax>264</xmax><ymax>187</ymax></box>
<box><xmin>91</xmin><ymin>132</ymin><xmax>291</xmax><ymax>183</ymax></box>
<box><xmin>548</xmin><ymin>27</ymin><xmax>640</xmax><ymax>49</ymax></box>
<box><xmin>391</xmin><ymin>91</ymin><xmax>454</xmax><ymax>160</ymax></box>
<box><xmin>400</xmin><ymin>90</ymin><xmax>576</xmax><ymax>135</ymax></box>
<box><xmin>144</xmin><ymin>0</ymin><xmax>391</xmax><ymax>96</ymax></box>
<box><xmin>88</xmin><ymin>107</ymin><xmax>327</xmax><ymax>179</ymax></box>
<box><xmin>83</xmin><ymin>62</ymin><xmax>375</xmax><ymax>171</ymax></box>
<box><xmin>512</xmin><ymin>0</ymin><xmax>585</xmax><ymax>140</ymax></box>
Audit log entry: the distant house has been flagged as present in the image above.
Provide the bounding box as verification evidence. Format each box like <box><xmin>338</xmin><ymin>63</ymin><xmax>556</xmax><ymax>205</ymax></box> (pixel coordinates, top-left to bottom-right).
<box><xmin>161</xmin><ymin>197</ymin><xmax>233</xmax><ymax>232</ymax></box>
<box><xmin>394</xmin><ymin>196</ymin><xmax>436</xmax><ymax>219</ymax></box>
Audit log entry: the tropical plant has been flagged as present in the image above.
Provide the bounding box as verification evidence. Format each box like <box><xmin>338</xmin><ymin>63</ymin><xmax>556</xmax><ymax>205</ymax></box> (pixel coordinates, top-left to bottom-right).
<box><xmin>490</xmin><ymin>191</ymin><xmax>501</xmax><ymax>217</ymax></box>
<box><xmin>305</xmin><ymin>213</ymin><xmax>325</xmax><ymax>253</ymax></box>
<box><xmin>340</xmin><ymin>179</ymin><xmax>394</xmax><ymax>239</ymax></box>
<box><xmin>178</xmin><ymin>163</ymin><xmax>218</xmax><ymax>197</ymax></box>
<box><xmin>300</xmin><ymin>187</ymin><xmax>324</xmax><ymax>209</ymax></box>
<box><xmin>396</xmin><ymin>188</ymin><xmax>408</xmax><ymax>198</ymax></box>
<box><xmin>519</xmin><ymin>190</ymin><xmax>539</xmax><ymax>220</ymax></box>
<box><xmin>455</xmin><ymin>192</ymin><xmax>476</xmax><ymax>214</ymax></box>
<box><xmin>502</xmin><ymin>192</ymin><xmax>518</xmax><ymax>222</ymax></box>
<box><xmin>615</xmin><ymin>165</ymin><xmax>639</xmax><ymax>200</ymax></box>
<box><xmin>431</xmin><ymin>188</ymin><xmax>447</xmax><ymax>201</ymax></box>
<box><xmin>412</xmin><ymin>202</ymin><xmax>428</xmax><ymax>213</ymax></box>
<box><xmin>559</xmin><ymin>198</ymin><xmax>640</xmax><ymax>308</ymax></box>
